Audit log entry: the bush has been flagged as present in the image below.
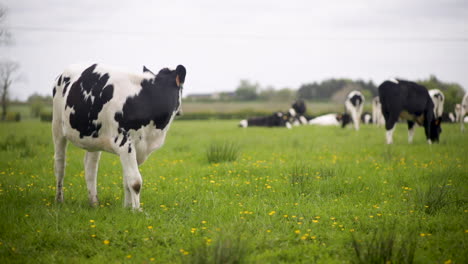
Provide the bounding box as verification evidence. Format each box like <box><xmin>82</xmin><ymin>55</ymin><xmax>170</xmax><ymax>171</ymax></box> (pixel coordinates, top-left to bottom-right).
<box><xmin>3</xmin><ymin>112</ymin><xmax>21</xmax><ymax>122</ymax></box>
<box><xmin>40</xmin><ymin>111</ymin><xmax>53</xmax><ymax>122</ymax></box>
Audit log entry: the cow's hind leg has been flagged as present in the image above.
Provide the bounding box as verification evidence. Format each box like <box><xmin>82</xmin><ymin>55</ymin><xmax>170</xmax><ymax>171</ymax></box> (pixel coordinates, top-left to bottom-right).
<box><xmin>84</xmin><ymin>151</ymin><xmax>101</xmax><ymax>206</ymax></box>
<box><xmin>54</xmin><ymin>136</ymin><xmax>67</xmax><ymax>203</ymax></box>
<box><xmin>384</xmin><ymin>113</ymin><xmax>398</xmax><ymax>144</ymax></box>
<box><xmin>120</xmin><ymin>150</ymin><xmax>142</xmax><ymax>209</ymax></box>
<box><xmin>407</xmin><ymin>121</ymin><xmax>415</xmax><ymax>144</ymax></box>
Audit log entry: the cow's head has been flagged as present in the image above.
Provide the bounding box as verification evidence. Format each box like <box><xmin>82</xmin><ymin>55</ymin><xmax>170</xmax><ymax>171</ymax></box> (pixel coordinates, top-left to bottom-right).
<box><xmin>337</xmin><ymin>113</ymin><xmax>352</xmax><ymax>128</ymax></box>
<box><xmin>144</xmin><ymin>65</ymin><xmax>186</xmax><ymax>89</ymax></box>
<box><xmin>429</xmin><ymin>117</ymin><xmax>442</xmax><ymax>143</ymax></box>
<box><xmin>292</xmin><ymin>100</ymin><xmax>306</xmax><ymax>115</ymax></box>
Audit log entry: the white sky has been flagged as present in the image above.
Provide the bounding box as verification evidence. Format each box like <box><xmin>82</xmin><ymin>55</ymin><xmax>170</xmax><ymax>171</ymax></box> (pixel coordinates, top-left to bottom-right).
<box><xmin>1</xmin><ymin>0</ymin><xmax>468</xmax><ymax>101</ymax></box>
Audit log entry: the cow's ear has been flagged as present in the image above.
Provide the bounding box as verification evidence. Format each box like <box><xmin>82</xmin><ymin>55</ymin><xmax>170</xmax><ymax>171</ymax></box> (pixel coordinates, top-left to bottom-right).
<box><xmin>175</xmin><ymin>65</ymin><xmax>186</xmax><ymax>88</ymax></box>
<box><xmin>143</xmin><ymin>66</ymin><xmax>155</xmax><ymax>75</ymax></box>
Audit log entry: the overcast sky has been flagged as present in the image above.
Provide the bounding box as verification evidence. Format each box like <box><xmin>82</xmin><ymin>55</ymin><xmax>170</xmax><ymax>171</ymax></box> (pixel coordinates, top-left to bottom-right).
<box><xmin>1</xmin><ymin>0</ymin><xmax>467</xmax><ymax>101</ymax></box>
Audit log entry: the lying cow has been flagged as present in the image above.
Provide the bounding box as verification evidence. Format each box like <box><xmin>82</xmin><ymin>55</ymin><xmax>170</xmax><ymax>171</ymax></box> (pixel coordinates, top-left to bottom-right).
<box><xmin>308</xmin><ymin>113</ymin><xmax>351</xmax><ymax>126</ymax></box>
<box><xmin>378</xmin><ymin>79</ymin><xmax>441</xmax><ymax>144</ymax></box>
<box><xmin>372</xmin><ymin>96</ymin><xmax>385</xmax><ymax>126</ymax></box>
<box><xmin>344</xmin><ymin>90</ymin><xmax>364</xmax><ymax>130</ymax></box>
<box><xmin>52</xmin><ymin>63</ymin><xmax>186</xmax><ymax>209</ymax></box>
<box><xmin>239</xmin><ymin>112</ymin><xmax>292</xmax><ymax>128</ymax></box>
<box><xmin>289</xmin><ymin>99</ymin><xmax>308</xmax><ymax>126</ymax></box>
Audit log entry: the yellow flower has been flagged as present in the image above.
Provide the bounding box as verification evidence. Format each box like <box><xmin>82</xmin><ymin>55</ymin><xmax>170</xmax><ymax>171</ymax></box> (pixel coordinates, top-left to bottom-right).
<box><xmin>90</xmin><ymin>225</ymin><xmax>96</xmax><ymax>228</ymax></box>
<box><xmin>126</xmin><ymin>255</ymin><xmax>132</xmax><ymax>259</ymax></box>
<box><xmin>103</xmin><ymin>240</ymin><xmax>110</xmax><ymax>245</ymax></box>
<box><xmin>312</xmin><ymin>220</ymin><xmax>319</xmax><ymax>223</ymax></box>
<box><xmin>294</xmin><ymin>230</ymin><xmax>301</xmax><ymax>234</ymax></box>
<box><xmin>89</xmin><ymin>220</ymin><xmax>95</xmax><ymax>223</ymax></box>
<box><xmin>91</xmin><ymin>234</ymin><xmax>96</xmax><ymax>238</ymax></box>
<box><xmin>201</xmin><ymin>220</ymin><xmax>207</xmax><ymax>224</ymax></box>
<box><xmin>147</xmin><ymin>226</ymin><xmax>153</xmax><ymax>229</ymax></box>
<box><xmin>268</xmin><ymin>211</ymin><xmax>276</xmax><ymax>216</ymax></box>
<box><xmin>150</xmin><ymin>258</ymin><xmax>155</xmax><ymax>262</ymax></box>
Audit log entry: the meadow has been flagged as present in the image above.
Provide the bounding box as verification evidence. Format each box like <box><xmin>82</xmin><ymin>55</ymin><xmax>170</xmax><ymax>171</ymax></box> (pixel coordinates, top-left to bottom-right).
<box><xmin>0</xmin><ymin>120</ymin><xmax>467</xmax><ymax>263</ymax></box>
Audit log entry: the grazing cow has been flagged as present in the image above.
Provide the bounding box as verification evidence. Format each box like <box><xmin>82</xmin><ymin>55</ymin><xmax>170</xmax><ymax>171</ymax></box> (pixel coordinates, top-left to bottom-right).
<box><xmin>428</xmin><ymin>89</ymin><xmax>444</xmax><ymax>119</ymax></box>
<box><xmin>372</xmin><ymin>96</ymin><xmax>385</xmax><ymax>126</ymax></box>
<box><xmin>52</xmin><ymin>63</ymin><xmax>186</xmax><ymax>209</ymax></box>
<box><xmin>361</xmin><ymin>112</ymin><xmax>372</xmax><ymax>124</ymax></box>
<box><xmin>461</xmin><ymin>93</ymin><xmax>468</xmax><ymax>132</ymax></box>
<box><xmin>344</xmin><ymin>90</ymin><xmax>364</xmax><ymax>130</ymax></box>
<box><xmin>239</xmin><ymin>112</ymin><xmax>292</xmax><ymax>128</ymax></box>
<box><xmin>378</xmin><ymin>79</ymin><xmax>441</xmax><ymax>144</ymax></box>
<box><xmin>308</xmin><ymin>113</ymin><xmax>350</xmax><ymax>126</ymax></box>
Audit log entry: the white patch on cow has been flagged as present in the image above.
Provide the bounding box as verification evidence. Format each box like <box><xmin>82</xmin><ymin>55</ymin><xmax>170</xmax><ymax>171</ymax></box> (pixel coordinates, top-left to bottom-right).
<box><xmin>286</xmin><ymin>122</ymin><xmax>292</xmax><ymax>129</ymax></box>
<box><xmin>364</xmin><ymin>114</ymin><xmax>371</xmax><ymax>124</ymax></box>
<box><xmin>460</xmin><ymin>93</ymin><xmax>468</xmax><ymax>132</ymax></box>
<box><xmin>239</xmin><ymin>119</ymin><xmax>248</xmax><ymax>128</ymax></box>
<box><xmin>372</xmin><ymin>96</ymin><xmax>385</xmax><ymax>126</ymax></box>
<box><xmin>408</xmin><ymin>126</ymin><xmax>415</xmax><ymax>144</ymax></box>
<box><xmin>299</xmin><ymin>116</ymin><xmax>308</xmax><ymax>124</ymax></box>
<box><xmin>289</xmin><ymin>108</ymin><xmax>297</xmax><ymax>117</ymax></box>
<box><xmin>389</xmin><ymin>78</ymin><xmax>399</xmax><ymax>84</ymax></box>
<box><xmin>308</xmin><ymin>113</ymin><xmax>340</xmax><ymax>126</ymax></box>
<box><xmin>429</xmin><ymin>89</ymin><xmax>444</xmax><ymax>118</ymax></box>
<box><xmin>386</xmin><ymin>126</ymin><xmax>395</xmax><ymax>144</ymax></box>
<box><xmin>448</xmin><ymin>112</ymin><xmax>455</xmax><ymax>122</ymax></box>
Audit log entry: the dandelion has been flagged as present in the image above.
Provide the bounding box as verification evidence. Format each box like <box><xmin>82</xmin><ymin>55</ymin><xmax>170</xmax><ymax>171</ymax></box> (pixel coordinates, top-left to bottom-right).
<box><xmin>283</xmin><ymin>215</ymin><xmax>288</xmax><ymax>218</ymax></box>
<box><xmin>294</xmin><ymin>230</ymin><xmax>301</xmax><ymax>234</ymax></box>
<box><xmin>201</xmin><ymin>220</ymin><xmax>207</xmax><ymax>224</ymax></box>
<box><xmin>90</xmin><ymin>225</ymin><xmax>96</xmax><ymax>228</ymax></box>
<box><xmin>89</xmin><ymin>220</ymin><xmax>95</xmax><ymax>223</ymax></box>
<box><xmin>312</xmin><ymin>220</ymin><xmax>319</xmax><ymax>223</ymax></box>
<box><xmin>268</xmin><ymin>211</ymin><xmax>276</xmax><ymax>216</ymax></box>
<box><xmin>191</xmin><ymin>228</ymin><xmax>197</xmax><ymax>234</ymax></box>
<box><xmin>150</xmin><ymin>258</ymin><xmax>155</xmax><ymax>262</ymax></box>
<box><xmin>91</xmin><ymin>234</ymin><xmax>96</xmax><ymax>238</ymax></box>
<box><xmin>103</xmin><ymin>240</ymin><xmax>110</xmax><ymax>245</ymax></box>
<box><xmin>126</xmin><ymin>255</ymin><xmax>132</xmax><ymax>259</ymax></box>
<box><xmin>147</xmin><ymin>226</ymin><xmax>153</xmax><ymax>230</ymax></box>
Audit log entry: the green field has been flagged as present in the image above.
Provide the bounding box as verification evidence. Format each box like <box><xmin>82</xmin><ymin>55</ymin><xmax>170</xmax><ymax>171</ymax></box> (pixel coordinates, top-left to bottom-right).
<box><xmin>0</xmin><ymin>120</ymin><xmax>467</xmax><ymax>263</ymax></box>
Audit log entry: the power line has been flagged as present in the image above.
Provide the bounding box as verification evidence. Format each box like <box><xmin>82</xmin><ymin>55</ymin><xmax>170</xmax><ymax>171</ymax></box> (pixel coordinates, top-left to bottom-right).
<box><xmin>9</xmin><ymin>25</ymin><xmax>468</xmax><ymax>42</ymax></box>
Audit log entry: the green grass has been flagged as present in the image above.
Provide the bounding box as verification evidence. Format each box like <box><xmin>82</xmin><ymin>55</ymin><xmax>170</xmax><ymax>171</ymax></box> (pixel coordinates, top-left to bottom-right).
<box><xmin>0</xmin><ymin>120</ymin><xmax>467</xmax><ymax>263</ymax></box>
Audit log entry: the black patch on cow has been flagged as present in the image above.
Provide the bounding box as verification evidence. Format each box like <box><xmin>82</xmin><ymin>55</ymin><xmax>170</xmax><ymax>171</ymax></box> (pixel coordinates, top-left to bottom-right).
<box><xmin>350</xmin><ymin>94</ymin><xmax>363</xmax><ymax>107</ymax></box>
<box><xmin>132</xmin><ymin>182</ymin><xmax>141</xmax><ymax>194</ymax></box>
<box><xmin>119</xmin><ymin>133</ymin><xmax>128</xmax><ymax>147</ymax></box>
<box><xmin>114</xmin><ymin>66</ymin><xmax>185</xmax><ymax>133</ymax></box>
<box><xmin>65</xmin><ymin>64</ymin><xmax>114</xmax><ymax>138</ymax></box>
<box><xmin>62</xmin><ymin>77</ymin><xmax>71</xmax><ymax>96</ymax></box>
<box><xmin>53</xmin><ymin>87</ymin><xmax>56</xmax><ymax>97</ymax></box>
<box><xmin>58</xmin><ymin>75</ymin><xmax>63</xmax><ymax>86</ymax></box>
<box><xmin>128</xmin><ymin>143</ymin><xmax>132</xmax><ymax>153</ymax></box>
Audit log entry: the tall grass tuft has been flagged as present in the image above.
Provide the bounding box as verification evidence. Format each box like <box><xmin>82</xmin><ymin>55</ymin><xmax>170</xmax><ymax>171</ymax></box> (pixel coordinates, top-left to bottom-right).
<box><xmin>206</xmin><ymin>141</ymin><xmax>240</xmax><ymax>163</ymax></box>
<box><xmin>184</xmin><ymin>235</ymin><xmax>247</xmax><ymax>264</ymax></box>
<box><xmin>415</xmin><ymin>183</ymin><xmax>453</xmax><ymax>215</ymax></box>
<box><xmin>351</xmin><ymin>223</ymin><xmax>417</xmax><ymax>264</ymax></box>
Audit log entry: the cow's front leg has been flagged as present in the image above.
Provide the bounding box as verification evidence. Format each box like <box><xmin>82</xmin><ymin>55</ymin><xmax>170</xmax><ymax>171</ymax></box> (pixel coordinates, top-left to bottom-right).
<box><xmin>84</xmin><ymin>151</ymin><xmax>101</xmax><ymax>207</ymax></box>
<box><xmin>120</xmin><ymin>149</ymin><xmax>142</xmax><ymax>210</ymax></box>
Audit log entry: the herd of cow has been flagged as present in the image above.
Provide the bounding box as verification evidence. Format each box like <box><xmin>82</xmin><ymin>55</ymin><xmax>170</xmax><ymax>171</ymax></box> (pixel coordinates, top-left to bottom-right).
<box><xmin>240</xmin><ymin>79</ymin><xmax>468</xmax><ymax>144</ymax></box>
<box><xmin>50</xmin><ymin>63</ymin><xmax>468</xmax><ymax>209</ymax></box>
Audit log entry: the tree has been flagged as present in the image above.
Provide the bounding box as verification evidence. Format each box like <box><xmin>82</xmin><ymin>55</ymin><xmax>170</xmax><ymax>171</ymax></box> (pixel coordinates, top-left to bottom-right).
<box><xmin>235</xmin><ymin>79</ymin><xmax>259</xmax><ymax>101</ymax></box>
<box><xmin>0</xmin><ymin>60</ymin><xmax>20</xmax><ymax>120</ymax></box>
<box><xmin>0</xmin><ymin>6</ymin><xmax>12</xmax><ymax>45</ymax></box>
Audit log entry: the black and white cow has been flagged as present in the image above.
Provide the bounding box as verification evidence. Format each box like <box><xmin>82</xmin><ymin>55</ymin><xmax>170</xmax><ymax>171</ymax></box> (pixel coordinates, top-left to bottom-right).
<box><xmin>239</xmin><ymin>112</ymin><xmax>292</xmax><ymax>128</ymax></box>
<box><xmin>461</xmin><ymin>93</ymin><xmax>468</xmax><ymax>132</ymax></box>
<box><xmin>372</xmin><ymin>96</ymin><xmax>385</xmax><ymax>126</ymax></box>
<box><xmin>429</xmin><ymin>89</ymin><xmax>444</xmax><ymax>119</ymax></box>
<box><xmin>454</xmin><ymin>103</ymin><xmax>462</xmax><ymax>123</ymax></box>
<box><xmin>344</xmin><ymin>90</ymin><xmax>364</xmax><ymax>130</ymax></box>
<box><xmin>308</xmin><ymin>113</ymin><xmax>351</xmax><ymax>126</ymax></box>
<box><xmin>378</xmin><ymin>79</ymin><xmax>441</xmax><ymax>144</ymax></box>
<box><xmin>52</xmin><ymin>63</ymin><xmax>186</xmax><ymax>209</ymax></box>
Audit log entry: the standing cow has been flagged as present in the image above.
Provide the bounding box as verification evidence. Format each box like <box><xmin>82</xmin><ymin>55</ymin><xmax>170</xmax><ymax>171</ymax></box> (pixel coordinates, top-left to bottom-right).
<box><xmin>378</xmin><ymin>79</ymin><xmax>441</xmax><ymax>144</ymax></box>
<box><xmin>52</xmin><ymin>63</ymin><xmax>186</xmax><ymax>209</ymax></box>
<box><xmin>372</xmin><ymin>96</ymin><xmax>385</xmax><ymax>126</ymax></box>
<box><xmin>461</xmin><ymin>93</ymin><xmax>468</xmax><ymax>132</ymax></box>
<box><xmin>344</xmin><ymin>90</ymin><xmax>364</xmax><ymax>131</ymax></box>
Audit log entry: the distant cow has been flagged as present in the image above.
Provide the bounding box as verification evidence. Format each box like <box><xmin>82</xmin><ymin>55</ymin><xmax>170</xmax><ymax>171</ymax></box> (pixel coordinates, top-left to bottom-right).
<box><xmin>378</xmin><ymin>79</ymin><xmax>441</xmax><ymax>144</ymax></box>
<box><xmin>429</xmin><ymin>89</ymin><xmax>444</xmax><ymax>119</ymax></box>
<box><xmin>308</xmin><ymin>113</ymin><xmax>351</xmax><ymax>126</ymax></box>
<box><xmin>372</xmin><ymin>96</ymin><xmax>385</xmax><ymax>126</ymax></box>
<box><xmin>344</xmin><ymin>90</ymin><xmax>364</xmax><ymax>130</ymax></box>
<box><xmin>461</xmin><ymin>93</ymin><xmax>468</xmax><ymax>132</ymax></box>
<box><xmin>361</xmin><ymin>112</ymin><xmax>372</xmax><ymax>124</ymax></box>
<box><xmin>454</xmin><ymin>104</ymin><xmax>462</xmax><ymax>122</ymax></box>
<box><xmin>52</xmin><ymin>63</ymin><xmax>186</xmax><ymax>209</ymax></box>
<box><xmin>239</xmin><ymin>112</ymin><xmax>292</xmax><ymax>128</ymax></box>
